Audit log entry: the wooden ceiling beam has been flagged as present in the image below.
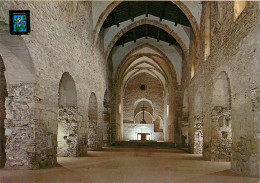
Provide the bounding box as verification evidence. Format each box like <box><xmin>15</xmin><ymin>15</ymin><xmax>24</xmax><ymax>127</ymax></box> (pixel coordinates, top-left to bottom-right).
<box><xmin>145</xmin><ymin>24</ymin><xmax>148</xmax><ymax>39</ymax></box>
<box><xmin>156</xmin><ymin>29</ymin><xmax>161</xmax><ymax>42</ymax></box>
<box><xmin>145</xmin><ymin>2</ymin><xmax>148</xmax><ymax>17</ymax></box>
<box><xmin>128</xmin><ymin>2</ymin><xmax>134</xmax><ymax>22</ymax></box>
<box><xmin>159</xmin><ymin>2</ymin><xmax>166</xmax><ymax>21</ymax></box>
<box><xmin>175</xmin><ymin>12</ymin><xmax>179</xmax><ymax>26</ymax></box>
<box><xmin>120</xmin><ymin>37</ymin><xmax>124</xmax><ymax>47</ymax></box>
<box><xmin>113</xmin><ymin>10</ymin><xmax>120</xmax><ymax>27</ymax></box>
<box><xmin>169</xmin><ymin>37</ymin><xmax>173</xmax><ymax>46</ymax></box>
<box><xmin>133</xmin><ymin>29</ymin><xmax>136</xmax><ymax>42</ymax></box>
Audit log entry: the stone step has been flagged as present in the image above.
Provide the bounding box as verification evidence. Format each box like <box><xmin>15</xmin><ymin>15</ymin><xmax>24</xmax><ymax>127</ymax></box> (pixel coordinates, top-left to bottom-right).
<box><xmin>111</xmin><ymin>140</ymin><xmax>176</xmax><ymax>148</ymax></box>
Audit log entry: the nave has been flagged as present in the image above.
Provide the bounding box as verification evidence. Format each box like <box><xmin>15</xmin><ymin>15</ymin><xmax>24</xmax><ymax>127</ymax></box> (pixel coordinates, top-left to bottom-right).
<box><xmin>0</xmin><ymin>147</ymin><xmax>258</xmax><ymax>183</ymax></box>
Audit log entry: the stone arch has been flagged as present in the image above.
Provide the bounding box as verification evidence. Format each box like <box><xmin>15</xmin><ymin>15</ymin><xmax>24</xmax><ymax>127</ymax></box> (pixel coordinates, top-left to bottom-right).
<box><xmin>57</xmin><ymin>72</ymin><xmax>79</xmax><ymax>157</ymax></box>
<box><xmin>88</xmin><ymin>92</ymin><xmax>100</xmax><ymax>150</ymax></box>
<box><xmin>117</xmin><ymin>53</ymin><xmax>178</xmax><ymax>89</ymax></box>
<box><xmin>57</xmin><ymin>73</ymin><xmax>78</xmax><ymax>157</ymax></box>
<box><xmin>119</xmin><ymin>43</ymin><xmax>179</xmax><ymax>83</ymax></box>
<box><xmin>134</xmin><ymin>111</ymin><xmax>153</xmax><ymax>124</ymax></box>
<box><xmin>134</xmin><ymin>98</ymin><xmax>154</xmax><ymax>117</ymax></box>
<box><xmin>0</xmin><ymin>22</ymin><xmax>36</xmax><ymax>84</ymax></box>
<box><xmin>181</xmin><ymin>89</ymin><xmax>189</xmax><ymax>147</ymax></box>
<box><xmin>58</xmin><ymin>72</ymin><xmax>77</xmax><ymax>107</ymax></box>
<box><xmin>0</xmin><ymin>55</ymin><xmax>7</xmax><ymax>167</ymax></box>
<box><xmin>105</xmin><ymin>19</ymin><xmax>188</xmax><ymax>61</ymax></box>
<box><xmin>134</xmin><ymin>99</ymin><xmax>154</xmax><ymax>125</ymax></box>
<box><xmin>93</xmin><ymin>1</ymin><xmax>200</xmax><ymax>53</ymax></box>
<box><xmin>211</xmin><ymin>71</ymin><xmax>232</xmax><ymax>161</ymax></box>
<box><xmin>103</xmin><ymin>89</ymin><xmax>111</xmax><ymax>146</ymax></box>
<box><xmin>213</xmin><ymin>71</ymin><xmax>231</xmax><ymax>108</ymax></box>
<box><xmin>190</xmin><ymin>90</ymin><xmax>203</xmax><ymax>154</ymax></box>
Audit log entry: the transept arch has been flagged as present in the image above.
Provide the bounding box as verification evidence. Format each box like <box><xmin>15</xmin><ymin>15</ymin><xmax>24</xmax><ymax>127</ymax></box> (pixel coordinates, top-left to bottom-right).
<box><xmin>93</xmin><ymin>0</ymin><xmax>200</xmax><ymax>54</ymax></box>
<box><xmin>105</xmin><ymin>19</ymin><xmax>188</xmax><ymax>61</ymax></box>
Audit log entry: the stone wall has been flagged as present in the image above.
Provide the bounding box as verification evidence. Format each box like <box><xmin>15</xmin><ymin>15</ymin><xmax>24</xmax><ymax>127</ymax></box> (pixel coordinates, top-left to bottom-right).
<box><xmin>0</xmin><ymin>1</ymin><xmax>108</xmax><ymax>169</ymax></box>
<box><xmin>88</xmin><ymin>93</ymin><xmax>102</xmax><ymax>151</ymax></box>
<box><xmin>187</xmin><ymin>1</ymin><xmax>260</xmax><ymax>177</ymax></box>
<box><xmin>57</xmin><ymin>107</ymin><xmax>83</xmax><ymax>157</ymax></box>
<box><xmin>103</xmin><ymin>90</ymin><xmax>111</xmax><ymax>146</ymax></box>
<box><xmin>0</xmin><ymin>56</ymin><xmax>7</xmax><ymax>167</ymax></box>
<box><xmin>123</xmin><ymin>72</ymin><xmax>164</xmax><ymax>123</ymax></box>
<box><xmin>189</xmin><ymin>114</ymin><xmax>203</xmax><ymax>154</ymax></box>
<box><xmin>4</xmin><ymin>83</ymin><xmax>57</xmax><ymax>169</ymax></box>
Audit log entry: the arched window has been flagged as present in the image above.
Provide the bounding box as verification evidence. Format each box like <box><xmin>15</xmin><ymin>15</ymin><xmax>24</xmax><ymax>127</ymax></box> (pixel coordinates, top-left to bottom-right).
<box><xmin>204</xmin><ymin>2</ymin><xmax>211</xmax><ymax>60</ymax></box>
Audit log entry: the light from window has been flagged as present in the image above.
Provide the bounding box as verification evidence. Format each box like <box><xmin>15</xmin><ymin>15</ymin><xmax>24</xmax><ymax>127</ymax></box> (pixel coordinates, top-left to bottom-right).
<box><xmin>234</xmin><ymin>1</ymin><xmax>248</xmax><ymax>21</ymax></box>
<box><xmin>204</xmin><ymin>2</ymin><xmax>211</xmax><ymax>60</ymax></box>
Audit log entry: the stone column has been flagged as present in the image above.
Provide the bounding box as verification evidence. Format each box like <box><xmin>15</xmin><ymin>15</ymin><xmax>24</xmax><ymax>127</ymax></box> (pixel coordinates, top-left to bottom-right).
<box><xmin>57</xmin><ymin>106</ymin><xmax>81</xmax><ymax>157</ymax></box>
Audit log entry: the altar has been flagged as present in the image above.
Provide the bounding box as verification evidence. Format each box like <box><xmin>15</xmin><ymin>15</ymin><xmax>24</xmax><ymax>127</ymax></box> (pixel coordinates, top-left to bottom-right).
<box><xmin>137</xmin><ymin>133</ymin><xmax>150</xmax><ymax>141</ymax></box>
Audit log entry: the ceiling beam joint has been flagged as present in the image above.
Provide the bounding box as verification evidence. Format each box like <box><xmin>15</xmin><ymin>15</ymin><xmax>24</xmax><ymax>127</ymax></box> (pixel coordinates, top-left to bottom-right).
<box><xmin>145</xmin><ymin>2</ymin><xmax>148</xmax><ymax>17</ymax></box>
<box><xmin>133</xmin><ymin>29</ymin><xmax>136</xmax><ymax>42</ymax></box>
<box><xmin>157</xmin><ymin>29</ymin><xmax>161</xmax><ymax>42</ymax></box>
<box><xmin>128</xmin><ymin>2</ymin><xmax>134</xmax><ymax>22</ymax></box>
<box><xmin>160</xmin><ymin>2</ymin><xmax>166</xmax><ymax>21</ymax></box>
<box><xmin>120</xmin><ymin>37</ymin><xmax>124</xmax><ymax>47</ymax></box>
<box><xmin>169</xmin><ymin>37</ymin><xmax>173</xmax><ymax>46</ymax></box>
<box><xmin>113</xmin><ymin>10</ymin><xmax>120</xmax><ymax>27</ymax></box>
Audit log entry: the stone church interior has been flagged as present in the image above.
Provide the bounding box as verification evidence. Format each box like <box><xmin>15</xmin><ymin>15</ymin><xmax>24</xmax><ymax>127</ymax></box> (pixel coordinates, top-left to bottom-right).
<box><xmin>0</xmin><ymin>1</ymin><xmax>259</xmax><ymax>182</ymax></box>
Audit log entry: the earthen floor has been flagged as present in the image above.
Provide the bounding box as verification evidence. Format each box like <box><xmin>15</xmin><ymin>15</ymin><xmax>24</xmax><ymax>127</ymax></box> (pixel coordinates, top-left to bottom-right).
<box><xmin>0</xmin><ymin>147</ymin><xmax>259</xmax><ymax>183</ymax></box>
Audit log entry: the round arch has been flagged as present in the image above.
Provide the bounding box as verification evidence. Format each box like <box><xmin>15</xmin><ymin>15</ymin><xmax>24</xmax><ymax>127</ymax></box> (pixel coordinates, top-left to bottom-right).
<box><xmin>105</xmin><ymin>19</ymin><xmax>188</xmax><ymax>61</ymax></box>
<box><xmin>58</xmin><ymin>72</ymin><xmax>77</xmax><ymax>107</ymax></box>
<box><xmin>93</xmin><ymin>1</ymin><xmax>200</xmax><ymax>53</ymax></box>
<box><xmin>134</xmin><ymin>99</ymin><xmax>154</xmax><ymax>117</ymax></box>
<box><xmin>117</xmin><ymin>53</ymin><xmax>178</xmax><ymax>90</ymax></box>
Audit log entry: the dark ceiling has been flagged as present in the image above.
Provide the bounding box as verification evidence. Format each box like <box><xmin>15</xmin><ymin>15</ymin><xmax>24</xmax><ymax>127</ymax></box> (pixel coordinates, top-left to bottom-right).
<box><xmin>114</xmin><ymin>24</ymin><xmax>180</xmax><ymax>47</ymax></box>
<box><xmin>102</xmin><ymin>1</ymin><xmax>191</xmax><ymax>29</ymax></box>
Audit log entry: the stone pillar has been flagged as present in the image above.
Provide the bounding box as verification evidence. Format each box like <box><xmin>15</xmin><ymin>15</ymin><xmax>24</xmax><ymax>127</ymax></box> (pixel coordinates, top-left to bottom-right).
<box><xmin>209</xmin><ymin>106</ymin><xmax>232</xmax><ymax>161</ymax></box>
<box><xmin>4</xmin><ymin>83</ymin><xmax>57</xmax><ymax>169</ymax></box>
<box><xmin>0</xmin><ymin>59</ymin><xmax>7</xmax><ymax>167</ymax></box>
<box><xmin>231</xmin><ymin>86</ymin><xmax>260</xmax><ymax>177</ymax></box>
<box><xmin>189</xmin><ymin>114</ymin><xmax>203</xmax><ymax>154</ymax></box>
<box><xmin>57</xmin><ymin>106</ymin><xmax>81</xmax><ymax>157</ymax></box>
<box><xmin>102</xmin><ymin>104</ymin><xmax>111</xmax><ymax>147</ymax></box>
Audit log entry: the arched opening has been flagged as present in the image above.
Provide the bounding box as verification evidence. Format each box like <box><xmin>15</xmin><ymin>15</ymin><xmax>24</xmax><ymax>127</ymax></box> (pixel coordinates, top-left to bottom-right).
<box><xmin>134</xmin><ymin>99</ymin><xmax>154</xmax><ymax>124</ymax></box>
<box><xmin>190</xmin><ymin>91</ymin><xmax>203</xmax><ymax>154</ymax></box>
<box><xmin>94</xmin><ymin>1</ymin><xmax>201</xmax><ymax>56</ymax></box>
<box><xmin>103</xmin><ymin>89</ymin><xmax>111</xmax><ymax>147</ymax></box>
<box><xmin>211</xmin><ymin>71</ymin><xmax>232</xmax><ymax>161</ymax></box>
<box><xmin>57</xmin><ymin>72</ymin><xmax>78</xmax><ymax>157</ymax></box>
<box><xmin>88</xmin><ymin>92</ymin><xmax>100</xmax><ymax>150</ymax></box>
<box><xmin>181</xmin><ymin>89</ymin><xmax>189</xmax><ymax>147</ymax></box>
<box><xmin>122</xmin><ymin>72</ymin><xmax>164</xmax><ymax>141</ymax></box>
<box><xmin>0</xmin><ymin>55</ymin><xmax>7</xmax><ymax>167</ymax></box>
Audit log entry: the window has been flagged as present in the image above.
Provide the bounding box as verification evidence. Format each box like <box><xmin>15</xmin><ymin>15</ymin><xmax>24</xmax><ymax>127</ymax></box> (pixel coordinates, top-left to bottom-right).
<box><xmin>234</xmin><ymin>1</ymin><xmax>248</xmax><ymax>21</ymax></box>
<box><xmin>204</xmin><ymin>2</ymin><xmax>211</xmax><ymax>60</ymax></box>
